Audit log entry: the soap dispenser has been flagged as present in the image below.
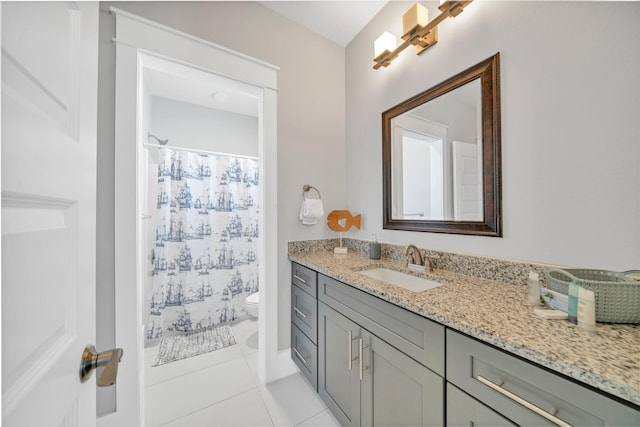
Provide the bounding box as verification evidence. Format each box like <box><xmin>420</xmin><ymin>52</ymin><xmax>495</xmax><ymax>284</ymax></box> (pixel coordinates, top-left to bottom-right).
<box><xmin>527</xmin><ymin>271</ymin><xmax>541</xmax><ymax>306</ymax></box>
<box><xmin>369</xmin><ymin>234</ymin><xmax>381</xmax><ymax>260</ymax></box>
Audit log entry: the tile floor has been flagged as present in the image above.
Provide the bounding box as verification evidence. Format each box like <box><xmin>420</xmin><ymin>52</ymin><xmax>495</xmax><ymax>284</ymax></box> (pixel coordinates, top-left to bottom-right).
<box><xmin>144</xmin><ymin>318</ymin><xmax>339</xmax><ymax>427</ymax></box>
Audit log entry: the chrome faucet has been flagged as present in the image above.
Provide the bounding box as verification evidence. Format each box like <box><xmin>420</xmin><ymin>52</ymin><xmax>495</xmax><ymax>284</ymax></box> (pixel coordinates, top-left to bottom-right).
<box><xmin>403</xmin><ymin>244</ymin><xmax>424</xmax><ymax>271</ymax></box>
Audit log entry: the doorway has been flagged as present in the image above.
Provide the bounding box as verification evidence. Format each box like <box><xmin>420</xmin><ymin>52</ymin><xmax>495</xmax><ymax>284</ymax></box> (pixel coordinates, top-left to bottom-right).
<box><xmin>139</xmin><ymin>52</ymin><xmax>261</xmax><ymax>339</ymax></box>
<box><xmin>110</xmin><ymin>8</ymin><xmax>280</xmax><ymax>425</ymax></box>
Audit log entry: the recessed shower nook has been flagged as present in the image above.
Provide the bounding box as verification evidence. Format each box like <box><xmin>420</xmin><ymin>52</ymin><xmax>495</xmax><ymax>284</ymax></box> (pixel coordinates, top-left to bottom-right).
<box><xmin>140</xmin><ymin>54</ymin><xmax>262</xmax><ymax>347</ymax></box>
<box><xmin>112</xmin><ymin>8</ymin><xmax>282</xmax><ymax>424</ymax></box>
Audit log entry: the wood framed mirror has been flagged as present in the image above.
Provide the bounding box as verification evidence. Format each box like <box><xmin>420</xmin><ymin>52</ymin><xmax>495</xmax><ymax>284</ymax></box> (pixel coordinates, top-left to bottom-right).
<box><xmin>382</xmin><ymin>53</ymin><xmax>502</xmax><ymax>236</ymax></box>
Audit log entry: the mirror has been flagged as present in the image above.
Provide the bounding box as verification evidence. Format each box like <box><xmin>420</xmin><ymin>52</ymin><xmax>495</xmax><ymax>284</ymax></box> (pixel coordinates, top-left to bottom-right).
<box><xmin>383</xmin><ymin>53</ymin><xmax>502</xmax><ymax>236</ymax></box>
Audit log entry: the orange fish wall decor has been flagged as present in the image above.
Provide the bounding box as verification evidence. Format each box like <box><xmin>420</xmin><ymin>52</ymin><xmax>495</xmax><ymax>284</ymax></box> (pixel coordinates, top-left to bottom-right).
<box><xmin>327</xmin><ymin>210</ymin><xmax>361</xmax><ymax>232</ymax></box>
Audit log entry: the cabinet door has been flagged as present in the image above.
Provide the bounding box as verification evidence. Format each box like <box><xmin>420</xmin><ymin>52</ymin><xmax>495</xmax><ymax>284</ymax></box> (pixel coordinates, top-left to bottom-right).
<box><xmin>447</xmin><ymin>384</ymin><xmax>515</xmax><ymax>427</ymax></box>
<box><xmin>318</xmin><ymin>303</ymin><xmax>362</xmax><ymax>426</ymax></box>
<box><xmin>361</xmin><ymin>331</ymin><xmax>444</xmax><ymax>427</ymax></box>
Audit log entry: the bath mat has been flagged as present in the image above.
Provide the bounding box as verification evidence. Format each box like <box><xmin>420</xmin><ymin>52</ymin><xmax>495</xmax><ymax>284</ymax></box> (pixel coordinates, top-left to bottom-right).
<box><xmin>152</xmin><ymin>325</ymin><xmax>237</xmax><ymax>366</ymax></box>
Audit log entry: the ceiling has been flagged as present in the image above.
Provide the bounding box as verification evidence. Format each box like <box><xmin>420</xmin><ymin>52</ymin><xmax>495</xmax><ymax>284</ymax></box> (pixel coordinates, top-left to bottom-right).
<box><xmin>143</xmin><ymin>54</ymin><xmax>261</xmax><ymax>117</ymax></box>
<box><xmin>260</xmin><ymin>1</ymin><xmax>388</xmax><ymax>47</ymax></box>
<box><xmin>144</xmin><ymin>1</ymin><xmax>388</xmax><ymax>116</ymax></box>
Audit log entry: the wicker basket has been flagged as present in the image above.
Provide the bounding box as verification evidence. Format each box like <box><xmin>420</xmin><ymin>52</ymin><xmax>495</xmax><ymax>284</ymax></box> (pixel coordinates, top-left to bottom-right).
<box><xmin>544</xmin><ymin>269</ymin><xmax>640</xmax><ymax>324</ymax></box>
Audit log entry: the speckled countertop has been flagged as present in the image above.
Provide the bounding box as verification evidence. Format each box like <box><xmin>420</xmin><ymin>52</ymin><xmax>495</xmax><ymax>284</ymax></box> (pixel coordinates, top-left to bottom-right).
<box><xmin>289</xmin><ymin>248</ymin><xmax>640</xmax><ymax>407</ymax></box>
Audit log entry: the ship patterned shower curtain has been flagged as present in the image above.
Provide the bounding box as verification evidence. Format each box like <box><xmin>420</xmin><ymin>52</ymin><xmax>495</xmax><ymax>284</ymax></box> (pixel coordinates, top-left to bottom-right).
<box><xmin>146</xmin><ymin>147</ymin><xmax>259</xmax><ymax>340</ymax></box>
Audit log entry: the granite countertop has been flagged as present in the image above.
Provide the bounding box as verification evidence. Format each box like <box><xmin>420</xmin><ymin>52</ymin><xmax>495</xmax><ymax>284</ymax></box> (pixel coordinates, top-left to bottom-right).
<box><xmin>289</xmin><ymin>249</ymin><xmax>640</xmax><ymax>407</ymax></box>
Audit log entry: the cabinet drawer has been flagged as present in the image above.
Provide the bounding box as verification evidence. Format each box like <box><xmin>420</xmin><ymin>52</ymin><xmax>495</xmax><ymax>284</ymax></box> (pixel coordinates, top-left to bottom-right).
<box><xmin>446</xmin><ymin>384</ymin><xmax>515</xmax><ymax>426</ymax></box>
<box><xmin>292</xmin><ymin>283</ymin><xmax>317</xmax><ymax>344</ymax></box>
<box><xmin>318</xmin><ymin>273</ymin><xmax>444</xmax><ymax>376</ymax></box>
<box><xmin>292</xmin><ymin>324</ymin><xmax>317</xmax><ymax>390</ymax></box>
<box><xmin>292</xmin><ymin>262</ymin><xmax>317</xmax><ymax>297</ymax></box>
<box><xmin>447</xmin><ymin>330</ymin><xmax>640</xmax><ymax>426</ymax></box>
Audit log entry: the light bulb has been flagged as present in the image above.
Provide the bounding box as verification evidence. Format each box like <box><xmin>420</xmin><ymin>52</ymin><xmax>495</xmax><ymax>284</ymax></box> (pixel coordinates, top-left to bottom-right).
<box><xmin>374</xmin><ymin>32</ymin><xmax>397</xmax><ymax>58</ymax></box>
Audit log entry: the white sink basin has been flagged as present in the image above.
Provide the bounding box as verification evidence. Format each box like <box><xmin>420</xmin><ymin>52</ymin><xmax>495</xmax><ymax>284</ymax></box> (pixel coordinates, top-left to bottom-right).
<box><xmin>358</xmin><ymin>267</ymin><xmax>442</xmax><ymax>292</ymax></box>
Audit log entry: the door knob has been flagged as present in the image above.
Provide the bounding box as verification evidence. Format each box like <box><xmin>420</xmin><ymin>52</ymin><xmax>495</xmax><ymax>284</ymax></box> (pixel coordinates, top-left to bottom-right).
<box><xmin>79</xmin><ymin>345</ymin><xmax>124</xmax><ymax>386</ymax></box>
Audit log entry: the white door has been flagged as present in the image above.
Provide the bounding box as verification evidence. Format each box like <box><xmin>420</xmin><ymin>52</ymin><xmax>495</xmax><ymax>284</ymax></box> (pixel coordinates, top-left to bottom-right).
<box><xmin>452</xmin><ymin>140</ymin><xmax>483</xmax><ymax>221</ymax></box>
<box><xmin>2</xmin><ymin>2</ymin><xmax>99</xmax><ymax>426</ymax></box>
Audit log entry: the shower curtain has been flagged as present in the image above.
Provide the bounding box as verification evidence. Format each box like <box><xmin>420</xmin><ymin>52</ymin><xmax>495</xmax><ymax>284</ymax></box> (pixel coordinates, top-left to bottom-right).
<box><xmin>146</xmin><ymin>147</ymin><xmax>260</xmax><ymax>340</ymax></box>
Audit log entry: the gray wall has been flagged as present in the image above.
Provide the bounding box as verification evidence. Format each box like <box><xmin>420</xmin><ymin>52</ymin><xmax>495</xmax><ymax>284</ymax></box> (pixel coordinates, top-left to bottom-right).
<box><xmin>346</xmin><ymin>1</ymin><xmax>640</xmax><ymax>271</ymax></box>
<box><xmin>99</xmin><ymin>1</ymin><xmax>346</xmax><ymax>352</ymax></box>
<box><xmin>98</xmin><ymin>1</ymin><xmax>639</xmax><ymax>368</ymax></box>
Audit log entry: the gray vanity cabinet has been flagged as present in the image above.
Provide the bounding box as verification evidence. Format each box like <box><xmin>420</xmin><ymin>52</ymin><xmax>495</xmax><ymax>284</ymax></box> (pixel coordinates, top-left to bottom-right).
<box><xmin>317</xmin><ymin>274</ymin><xmax>444</xmax><ymax>427</ymax></box>
<box><xmin>292</xmin><ymin>284</ymin><xmax>317</xmax><ymax>342</ymax></box>
<box><xmin>319</xmin><ymin>304</ymin><xmax>443</xmax><ymax>427</ymax></box>
<box><xmin>446</xmin><ymin>384</ymin><xmax>515</xmax><ymax>426</ymax></box>
<box><xmin>446</xmin><ymin>330</ymin><xmax>640</xmax><ymax>426</ymax></box>
<box><xmin>318</xmin><ymin>303</ymin><xmax>362</xmax><ymax>426</ymax></box>
<box><xmin>360</xmin><ymin>331</ymin><xmax>443</xmax><ymax>426</ymax></box>
<box><xmin>291</xmin><ymin>323</ymin><xmax>317</xmax><ymax>389</ymax></box>
<box><xmin>290</xmin><ymin>263</ymin><xmax>318</xmax><ymax>389</ymax></box>
<box><xmin>293</xmin><ymin>262</ymin><xmax>639</xmax><ymax>427</ymax></box>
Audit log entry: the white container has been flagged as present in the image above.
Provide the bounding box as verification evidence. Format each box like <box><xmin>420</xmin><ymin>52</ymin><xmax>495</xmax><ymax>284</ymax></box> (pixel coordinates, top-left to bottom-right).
<box><xmin>527</xmin><ymin>271</ymin><xmax>541</xmax><ymax>306</ymax></box>
<box><xmin>577</xmin><ymin>287</ymin><xmax>596</xmax><ymax>332</ymax></box>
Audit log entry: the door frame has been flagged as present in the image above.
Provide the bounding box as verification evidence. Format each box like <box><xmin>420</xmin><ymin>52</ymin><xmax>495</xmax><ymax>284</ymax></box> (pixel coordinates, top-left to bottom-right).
<box><xmin>109</xmin><ymin>8</ymin><xmax>281</xmax><ymax>425</ymax></box>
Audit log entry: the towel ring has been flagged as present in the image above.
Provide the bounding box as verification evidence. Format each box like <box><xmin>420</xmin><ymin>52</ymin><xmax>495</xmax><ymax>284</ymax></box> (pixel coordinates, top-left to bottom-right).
<box><xmin>302</xmin><ymin>184</ymin><xmax>321</xmax><ymax>200</ymax></box>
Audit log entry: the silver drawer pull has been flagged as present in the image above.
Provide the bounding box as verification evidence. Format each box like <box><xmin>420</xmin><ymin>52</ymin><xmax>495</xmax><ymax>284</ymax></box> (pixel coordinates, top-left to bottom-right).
<box><xmin>293</xmin><ymin>274</ymin><xmax>307</xmax><ymax>284</ymax></box>
<box><xmin>348</xmin><ymin>331</ymin><xmax>352</xmax><ymax>369</ymax></box>
<box><xmin>359</xmin><ymin>339</ymin><xmax>369</xmax><ymax>381</ymax></box>
<box><xmin>348</xmin><ymin>331</ymin><xmax>359</xmax><ymax>370</ymax></box>
<box><xmin>293</xmin><ymin>306</ymin><xmax>307</xmax><ymax>318</ymax></box>
<box><xmin>477</xmin><ymin>375</ymin><xmax>572</xmax><ymax>427</ymax></box>
<box><xmin>293</xmin><ymin>347</ymin><xmax>308</xmax><ymax>365</ymax></box>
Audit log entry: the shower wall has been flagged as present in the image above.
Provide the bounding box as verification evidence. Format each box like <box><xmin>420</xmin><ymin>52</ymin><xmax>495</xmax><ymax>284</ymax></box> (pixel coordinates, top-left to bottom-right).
<box><xmin>151</xmin><ymin>97</ymin><xmax>258</xmax><ymax>156</ymax></box>
<box><xmin>143</xmin><ymin>96</ymin><xmax>259</xmax><ymax>337</ymax></box>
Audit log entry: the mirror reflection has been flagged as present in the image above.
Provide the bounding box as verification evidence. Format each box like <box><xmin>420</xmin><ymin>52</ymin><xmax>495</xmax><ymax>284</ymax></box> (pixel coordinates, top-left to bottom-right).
<box><xmin>391</xmin><ymin>78</ymin><xmax>482</xmax><ymax>221</ymax></box>
<box><xmin>382</xmin><ymin>53</ymin><xmax>502</xmax><ymax>236</ymax></box>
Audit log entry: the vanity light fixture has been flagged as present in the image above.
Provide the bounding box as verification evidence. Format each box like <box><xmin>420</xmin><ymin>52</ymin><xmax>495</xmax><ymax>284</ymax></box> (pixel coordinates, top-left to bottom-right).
<box><xmin>374</xmin><ymin>31</ymin><xmax>397</xmax><ymax>59</ymax></box>
<box><xmin>373</xmin><ymin>0</ymin><xmax>474</xmax><ymax>70</ymax></box>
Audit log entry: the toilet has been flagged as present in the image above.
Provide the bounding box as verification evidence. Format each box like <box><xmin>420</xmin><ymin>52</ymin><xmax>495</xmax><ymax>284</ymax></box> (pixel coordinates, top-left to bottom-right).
<box><xmin>245</xmin><ymin>292</ymin><xmax>259</xmax><ymax>318</ymax></box>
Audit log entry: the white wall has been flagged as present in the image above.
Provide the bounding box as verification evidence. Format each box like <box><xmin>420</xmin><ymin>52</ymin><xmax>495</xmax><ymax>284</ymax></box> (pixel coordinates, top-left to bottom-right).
<box><xmin>101</xmin><ymin>1</ymin><xmax>346</xmax><ymax>350</ymax></box>
<box><xmin>346</xmin><ymin>1</ymin><xmax>640</xmax><ymax>271</ymax></box>
<box><xmin>150</xmin><ymin>97</ymin><xmax>258</xmax><ymax>157</ymax></box>
<box><xmin>141</xmin><ymin>85</ymin><xmax>155</xmax><ymax>333</ymax></box>
<box><xmin>96</xmin><ymin>5</ymin><xmax>117</xmax><ymax>414</ymax></box>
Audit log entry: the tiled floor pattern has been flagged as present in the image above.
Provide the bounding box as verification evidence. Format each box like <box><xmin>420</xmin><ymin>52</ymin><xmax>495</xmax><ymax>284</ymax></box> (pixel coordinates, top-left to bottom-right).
<box><xmin>144</xmin><ymin>319</ymin><xmax>339</xmax><ymax>427</ymax></box>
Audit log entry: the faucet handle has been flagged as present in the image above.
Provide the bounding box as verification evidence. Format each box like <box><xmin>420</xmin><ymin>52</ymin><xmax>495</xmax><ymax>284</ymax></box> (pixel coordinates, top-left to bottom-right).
<box><xmin>403</xmin><ymin>244</ymin><xmax>424</xmax><ymax>267</ymax></box>
<box><xmin>425</xmin><ymin>254</ymin><xmax>440</xmax><ymax>272</ymax></box>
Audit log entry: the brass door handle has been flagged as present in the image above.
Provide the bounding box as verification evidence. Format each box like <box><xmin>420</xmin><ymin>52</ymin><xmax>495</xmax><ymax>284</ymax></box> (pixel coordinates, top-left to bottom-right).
<box><xmin>80</xmin><ymin>345</ymin><xmax>124</xmax><ymax>387</ymax></box>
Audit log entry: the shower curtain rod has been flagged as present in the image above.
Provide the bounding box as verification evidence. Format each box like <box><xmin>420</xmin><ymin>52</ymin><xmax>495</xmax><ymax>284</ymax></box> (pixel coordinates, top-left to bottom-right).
<box><xmin>143</xmin><ymin>142</ymin><xmax>258</xmax><ymax>160</ymax></box>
